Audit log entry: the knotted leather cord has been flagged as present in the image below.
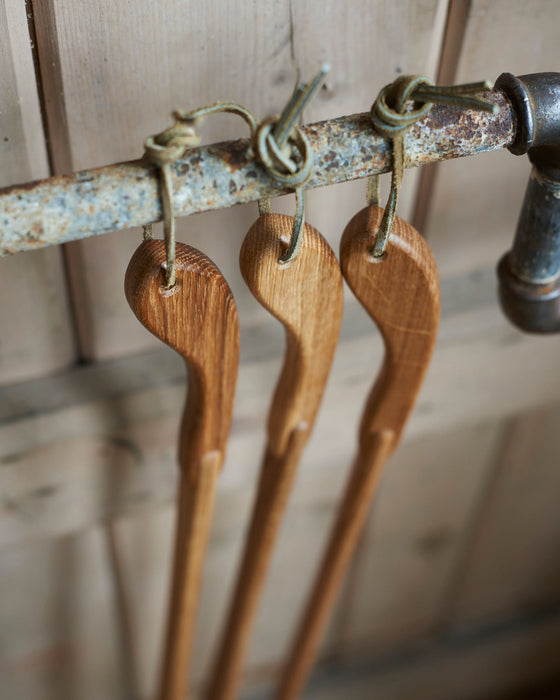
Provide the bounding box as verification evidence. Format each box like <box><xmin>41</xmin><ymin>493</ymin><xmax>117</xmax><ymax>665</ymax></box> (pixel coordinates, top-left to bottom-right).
<box><xmin>142</xmin><ymin>103</ymin><xmax>258</xmax><ymax>287</ymax></box>
<box><xmin>255</xmin><ymin>66</ymin><xmax>329</xmax><ymax>263</ymax></box>
<box><xmin>369</xmin><ymin>75</ymin><xmax>497</xmax><ymax>257</ymax></box>
<box><xmin>141</xmin><ymin>71</ymin><xmax>326</xmax><ymax>279</ymax></box>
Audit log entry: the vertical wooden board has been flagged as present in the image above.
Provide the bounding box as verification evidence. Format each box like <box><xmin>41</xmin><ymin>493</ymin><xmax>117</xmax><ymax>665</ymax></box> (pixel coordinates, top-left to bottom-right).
<box><xmin>108</xmin><ymin>422</ymin><xmax>507</xmax><ymax>699</ymax></box>
<box><xmin>32</xmin><ymin>0</ymin><xmax>299</xmax><ymax>360</ymax></box>
<box><xmin>0</xmin><ymin>527</ymin><xmax>125</xmax><ymax>700</ymax></box>
<box><xmin>289</xmin><ymin>0</ymin><xmax>448</xmax><ymax>259</ymax></box>
<box><xmin>111</xmin><ymin>486</ymin><xmax>353</xmax><ymax>697</ymax></box>
<box><xmin>450</xmin><ymin>403</ymin><xmax>560</xmax><ymax>625</ymax></box>
<box><xmin>0</xmin><ymin>0</ymin><xmax>75</xmax><ymax>384</ymax></box>
<box><xmin>425</xmin><ymin>0</ymin><xmax>560</xmax><ymax>278</ymax></box>
<box><xmin>109</xmin><ymin>507</ymin><xmax>175</xmax><ymax>699</ymax></box>
<box><xmin>329</xmin><ymin>422</ymin><xmax>503</xmax><ymax>654</ymax></box>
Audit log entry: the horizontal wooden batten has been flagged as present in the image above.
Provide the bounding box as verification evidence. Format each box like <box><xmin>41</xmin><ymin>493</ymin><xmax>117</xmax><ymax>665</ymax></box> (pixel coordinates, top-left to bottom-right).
<box><xmin>1</xmin><ymin>270</ymin><xmax>560</xmax><ymax>552</ymax></box>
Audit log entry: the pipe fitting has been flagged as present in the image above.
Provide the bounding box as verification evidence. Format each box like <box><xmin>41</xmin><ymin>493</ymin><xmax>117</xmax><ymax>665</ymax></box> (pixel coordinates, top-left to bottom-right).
<box><xmin>495</xmin><ymin>73</ymin><xmax>560</xmax><ymax>332</ymax></box>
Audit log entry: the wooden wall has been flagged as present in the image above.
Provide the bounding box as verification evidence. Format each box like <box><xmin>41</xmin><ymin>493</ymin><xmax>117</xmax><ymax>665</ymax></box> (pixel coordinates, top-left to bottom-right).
<box><xmin>1</xmin><ymin>1</ymin><xmax>560</xmax><ymax>698</ymax></box>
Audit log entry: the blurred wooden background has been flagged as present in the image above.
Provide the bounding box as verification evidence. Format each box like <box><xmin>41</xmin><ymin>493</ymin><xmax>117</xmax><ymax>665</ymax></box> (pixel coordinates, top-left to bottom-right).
<box><xmin>1</xmin><ymin>1</ymin><xmax>560</xmax><ymax>698</ymax></box>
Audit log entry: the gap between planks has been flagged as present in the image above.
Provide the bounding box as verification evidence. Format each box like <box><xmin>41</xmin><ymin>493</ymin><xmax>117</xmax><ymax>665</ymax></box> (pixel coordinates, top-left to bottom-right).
<box><xmin>412</xmin><ymin>0</ymin><xmax>472</xmax><ymax>233</ymax></box>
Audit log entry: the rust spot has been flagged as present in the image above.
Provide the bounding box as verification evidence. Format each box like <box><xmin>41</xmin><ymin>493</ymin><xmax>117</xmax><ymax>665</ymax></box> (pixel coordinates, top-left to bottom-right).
<box><xmin>0</xmin><ymin>99</ymin><xmax>517</xmax><ymax>255</ymax></box>
<box><xmin>28</xmin><ymin>222</ymin><xmax>43</xmax><ymax>241</ymax></box>
<box><xmin>215</xmin><ymin>139</ymin><xmax>251</xmax><ymax>171</ymax></box>
<box><xmin>0</xmin><ymin>177</ymin><xmax>43</xmax><ymax>194</ymax></box>
<box><xmin>423</xmin><ymin>105</ymin><xmax>462</xmax><ymax>130</ymax></box>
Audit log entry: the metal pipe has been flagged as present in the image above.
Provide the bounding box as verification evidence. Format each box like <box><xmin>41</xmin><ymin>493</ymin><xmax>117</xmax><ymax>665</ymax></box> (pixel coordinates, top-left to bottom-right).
<box><xmin>0</xmin><ymin>91</ymin><xmax>514</xmax><ymax>256</ymax></box>
<box><xmin>495</xmin><ymin>72</ymin><xmax>560</xmax><ymax>333</ymax></box>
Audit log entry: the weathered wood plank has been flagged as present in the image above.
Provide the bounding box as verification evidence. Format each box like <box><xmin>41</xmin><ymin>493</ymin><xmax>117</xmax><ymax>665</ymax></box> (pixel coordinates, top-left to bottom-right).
<box><xmin>31</xmin><ymin>0</ymin><xmax>448</xmax><ymax>361</ymax></box>
<box><xmin>3</xmin><ymin>467</ymin><xmax>560</xmax><ymax>700</ymax></box>
<box><xmin>426</xmin><ymin>0</ymin><xmax>560</xmax><ymax>278</ymax></box>
<box><xmin>32</xmin><ymin>0</ymin><xmax>297</xmax><ymax>360</ymax></box>
<box><xmin>86</xmin><ymin>423</ymin><xmax>501</xmax><ymax>696</ymax></box>
<box><xmin>1</xmin><ymin>295</ymin><xmax>559</xmax><ymax>551</ymax></box>
<box><xmin>300</xmin><ymin>609</ymin><xmax>560</xmax><ymax>700</ymax></box>
<box><xmin>448</xmin><ymin>404</ymin><xmax>560</xmax><ymax>626</ymax></box>
<box><xmin>0</xmin><ymin>0</ymin><xmax>75</xmax><ymax>384</ymax></box>
<box><xmin>0</xmin><ymin>526</ymin><xmax>126</xmax><ymax>699</ymax></box>
<box><xmin>331</xmin><ymin>422</ymin><xmax>503</xmax><ymax>655</ymax></box>
<box><xmin>290</xmin><ymin>0</ymin><xmax>447</xmax><ymax>269</ymax></box>
<box><xmin>412</xmin><ymin>0</ymin><xmax>472</xmax><ymax>232</ymax></box>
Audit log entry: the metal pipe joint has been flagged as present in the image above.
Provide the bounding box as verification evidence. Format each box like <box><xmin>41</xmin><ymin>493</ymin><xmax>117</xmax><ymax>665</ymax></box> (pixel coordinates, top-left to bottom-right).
<box><xmin>495</xmin><ymin>72</ymin><xmax>560</xmax><ymax>333</ymax></box>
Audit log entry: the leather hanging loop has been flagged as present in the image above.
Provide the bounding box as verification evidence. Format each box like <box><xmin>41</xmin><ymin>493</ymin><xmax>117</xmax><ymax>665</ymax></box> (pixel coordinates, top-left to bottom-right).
<box><xmin>369</xmin><ymin>75</ymin><xmax>497</xmax><ymax>257</ymax></box>
<box><xmin>254</xmin><ymin>65</ymin><xmax>329</xmax><ymax>263</ymax></box>
<box><xmin>142</xmin><ymin>102</ymin><xmax>259</xmax><ymax>286</ymax></box>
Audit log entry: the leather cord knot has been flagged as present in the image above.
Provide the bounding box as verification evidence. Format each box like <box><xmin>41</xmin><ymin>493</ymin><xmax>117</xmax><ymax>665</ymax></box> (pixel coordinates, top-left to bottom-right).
<box><xmin>255</xmin><ymin>116</ymin><xmax>312</xmax><ymax>189</ymax></box>
<box><xmin>141</xmin><ymin>104</ymin><xmax>257</xmax><ymax>287</ymax></box>
<box><xmin>255</xmin><ymin>65</ymin><xmax>328</xmax><ymax>263</ymax></box>
<box><xmin>371</xmin><ymin>75</ymin><xmax>435</xmax><ymax>139</ymax></box>
<box><xmin>369</xmin><ymin>75</ymin><xmax>496</xmax><ymax>257</ymax></box>
<box><xmin>142</xmin><ymin>114</ymin><xmax>201</xmax><ymax>287</ymax></box>
<box><xmin>143</xmin><ymin>115</ymin><xmax>201</xmax><ymax>167</ymax></box>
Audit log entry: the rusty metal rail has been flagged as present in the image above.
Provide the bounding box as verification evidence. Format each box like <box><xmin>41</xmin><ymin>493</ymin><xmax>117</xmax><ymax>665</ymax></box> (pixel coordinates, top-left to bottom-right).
<box><xmin>0</xmin><ymin>91</ymin><xmax>515</xmax><ymax>256</ymax></box>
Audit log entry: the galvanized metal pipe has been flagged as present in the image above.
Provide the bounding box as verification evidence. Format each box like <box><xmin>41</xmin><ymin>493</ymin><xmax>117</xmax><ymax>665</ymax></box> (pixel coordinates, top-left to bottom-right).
<box><xmin>0</xmin><ymin>91</ymin><xmax>514</xmax><ymax>256</ymax></box>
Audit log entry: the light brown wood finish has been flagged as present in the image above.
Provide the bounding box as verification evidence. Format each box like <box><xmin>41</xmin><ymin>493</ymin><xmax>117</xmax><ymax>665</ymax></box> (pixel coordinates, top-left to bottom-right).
<box><xmin>125</xmin><ymin>239</ymin><xmax>239</xmax><ymax>700</ymax></box>
<box><xmin>277</xmin><ymin>206</ymin><xmax>440</xmax><ymax>699</ymax></box>
<box><xmin>206</xmin><ymin>213</ymin><xmax>343</xmax><ymax>699</ymax></box>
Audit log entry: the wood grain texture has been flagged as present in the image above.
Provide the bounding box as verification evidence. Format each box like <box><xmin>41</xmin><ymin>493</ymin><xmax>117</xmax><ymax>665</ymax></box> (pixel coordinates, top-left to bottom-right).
<box><xmin>343</xmin><ymin>207</ymin><xmax>441</xmax><ymax>450</ymax></box>
<box><xmin>2</xmin><ymin>301</ymin><xmax>560</xmax><ymax>553</ymax></box>
<box><xmin>125</xmin><ymin>239</ymin><xmax>239</xmax><ymax>699</ymax></box>
<box><xmin>125</xmin><ymin>240</ymin><xmax>239</xmax><ymax>475</ymax></box>
<box><xmin>29</xmin><ymin>0</ymin><xmax>446</xmax><ymax>361</ymax></box>
<box><xmin>277</xmin><ymin>206</ymin><xmax>440</xmax><ymax>699</ymax></box>
<box><xmin>206</xmin><ymin>214</ymin><xmax>343</xmax><ymax>699</ymax></box>
<box><xmin>31</xmin><ymin>0</ymin><xmax>296</xmax><ymax>360</ymax></box>
<box><xmin>0</xmin><ymin>0</ymin><xmax>75</xmax><ymax>384</ymax></box>
<box><xmin>240</xmin><ymin>215</ymin><xmax>344</xmax><ymax>455</ymax></box>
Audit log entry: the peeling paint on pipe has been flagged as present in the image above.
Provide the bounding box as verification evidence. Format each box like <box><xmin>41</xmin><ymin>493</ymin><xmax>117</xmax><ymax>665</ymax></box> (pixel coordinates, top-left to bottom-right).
<box><xmin>0</xmin><ymin>92</ymin><xmax>514</xmax><ymax>256</ymax></box>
